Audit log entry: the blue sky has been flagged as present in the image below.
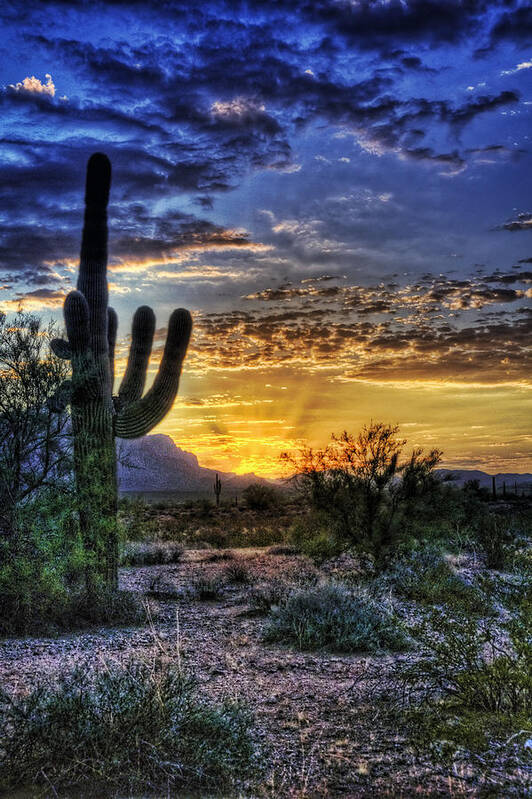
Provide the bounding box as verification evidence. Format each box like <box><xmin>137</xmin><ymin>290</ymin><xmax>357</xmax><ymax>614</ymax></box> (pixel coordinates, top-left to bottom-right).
<box><xmin>0</xmin><ymin>1</ymin><xmax>531</xmax><ymax>474</ymax></box>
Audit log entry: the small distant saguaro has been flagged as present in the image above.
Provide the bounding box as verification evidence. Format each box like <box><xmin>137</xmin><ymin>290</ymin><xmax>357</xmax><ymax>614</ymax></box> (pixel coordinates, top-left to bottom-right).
<box><xmin>50</xmin><ymin>154</ymin><xmax>192</xmax><ymax>589</ymax></box>
<box><xmin>214</xmin><ymin>473</ymin><xmax>222</xmax><ymax>506</ymax></box>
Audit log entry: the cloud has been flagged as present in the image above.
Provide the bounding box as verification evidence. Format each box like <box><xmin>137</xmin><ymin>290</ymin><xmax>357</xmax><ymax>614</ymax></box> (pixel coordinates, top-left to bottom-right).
<box><xmin>8</xmin><ymin>73</ymin><xmax>56</xmax><ymax>97</ymax></box>
<box><xmin>499</xmin><ymin>212</ymin><xmax>532</xmax><ymax>232</ymax></box>
<box><xmin>181</xmin><ymin>272</ymin><xmax>532</xmax><ymax>384</ymax></box>
<box><xmin>0</xmin><ymin>287</ymin><xmax>67</xmax><ymax>311</ymax></box>
<box><xmin>501</xmin><ymin>59</ymin><xmax>532</xmax><ymax>75</ymax></box>
<box><xmin>488</xmin><ymin>5</ymin><xmax>532</xmax><ymax>45</ymax></box>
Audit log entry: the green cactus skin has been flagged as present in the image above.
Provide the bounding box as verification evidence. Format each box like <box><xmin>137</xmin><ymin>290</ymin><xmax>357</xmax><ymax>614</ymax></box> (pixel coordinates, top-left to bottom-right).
<box><xmin>51</xmin><ymin>153</ymin><xmax>192</xmax><ymax>588</ymax></box>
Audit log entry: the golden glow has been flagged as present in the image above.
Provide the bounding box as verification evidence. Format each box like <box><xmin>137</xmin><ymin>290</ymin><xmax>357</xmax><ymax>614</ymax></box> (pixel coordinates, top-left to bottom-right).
<box><xmin>142</xmin><ymin>367</ymin><xmax>532</xmax><ymax>477</ymax></box>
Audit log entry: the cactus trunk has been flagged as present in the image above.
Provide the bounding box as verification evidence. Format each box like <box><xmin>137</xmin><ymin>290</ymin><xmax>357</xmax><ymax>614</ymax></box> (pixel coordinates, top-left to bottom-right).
<box><xmin>73</xmin><ymin>422</ymin><xmax>117</xmax><ymax>589</ymax></box>
<box><xmin>51</xmin><ymin>154</ymin><xmax>192</xmax><ymax>589</ymax></box>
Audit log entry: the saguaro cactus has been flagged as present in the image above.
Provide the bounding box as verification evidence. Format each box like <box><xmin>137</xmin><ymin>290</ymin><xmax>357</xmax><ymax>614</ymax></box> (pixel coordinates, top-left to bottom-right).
<box><xmin>51</xmin><ymin>153</ymin><xmax>192</xmax><ymax>588</ymax></box>
<box><xmin>214</xmin><ymin>473</ymin><xmax>222</xmax><ymax>506</ymax></box>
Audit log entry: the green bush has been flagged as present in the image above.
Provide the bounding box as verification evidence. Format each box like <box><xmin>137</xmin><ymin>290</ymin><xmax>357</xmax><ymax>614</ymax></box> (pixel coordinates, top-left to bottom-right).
<box><xmin>385</xmin><ymin>547</ymin><xmax>486</xmax><ymax>613</ymax></box>
<box><xmin>249</xmin><ymin>580</ymin><xmax>293</xmax><ymax>614</ymax></box>
<box><xmin>0</xmin><ymin>659</ymin><xmax>256</xmax><ymax>794</ymax></box>
<box><xmin>242</xmin><ymin>482</ymin><xmax>281</xmax><ymax>511</ymax></box>
<box><xmin>288</xmin><ymin>511</ymin><xmax>344</xmax><ymax>562</ymax></box>
<box><xmin>263</xmin><ymin>583</ymin><xmax>408</xmax><ymax>652</ymax></box>
<box><xmin>400</xmin><ymin>607</ymin><xmax>532</xmax><ymax>763</ymax></box>
<box><xmin>0</xmin><ymin>491</ymin><xmax>144</xmax><ymax>636</ymax></box>
<box><xmin>475</xmin><ymin>513</ymin><xmax>521</xmax><ymax>570</ymax></box>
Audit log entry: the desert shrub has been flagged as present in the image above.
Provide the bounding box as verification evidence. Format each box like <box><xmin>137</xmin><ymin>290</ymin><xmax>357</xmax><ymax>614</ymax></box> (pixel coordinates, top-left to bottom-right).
<box><xmin>229</xmin><ymin>524</ymin><xmax>285</xmax><ymax>548</ymax></box>
<box><xmin>475</xmin><ymin>513</ymin><xmax>521</xmax><ymax>570</ymax></box>
<box><xmin>507</xmin><ymin>547</ymin><xmax>532</xmax><ymax>575</ymax></box>
<box><xmin>64</xmin><ymin>585</ymin><xmax>145</xmax><ymax>627</ymax></box>
<box><xmin>249</xmin><ymin>580</ymin><xmax>293</xmax><ymax>615</ymax></box>
<box><xmin>282</xmin><ymin>423</ymin><xmax>442</xmax><ymax>560</ymax></box>
<box><xmin>289</xmin><ymin>511</ymin><xmax>344</xmax><ymax>563</ymax></box>
<box><xmin>0</xmin><ymin>489</ymin><xmax>144</xmax><ymax>636</ymax></box>
<box><xmin>242</xmin><ymin>483</ymin><xmax>281</xmax><ymax>511</ymax></box>
<box><xmin>190</xmin><ymin>571</ymin><xmax>225</xmax><ymax>600</ymax></box>
<box><xmin>280</xmin><ymin>561</ymin><xmax>320</xmax><ymax>587</ymax></box>
<box><xmin>223</xmin><ymin>562</ymin><xmax>251</xmax><ymax>584</ymax></box>
<box><xmin>121</xmin><ymin>540</ymin><xmax>184</xmax><ymax>566</ymax></box>
<box><xmin>263</xmin><ymin>583</ymin><xmax>408</xmax><ymax>652</ymax></box>
<box><xmin>203</xmin><ymin>548</ymin><xmax>235</xmax><ymax>562</ymax></box>
<box><xmin>267</xmin><ymin>543</ymin><xmax>300</xmax><ymax>556</ymax></box>
<box><xmin>0</xmin><ymin>659</ymin><xmax>255</xmax><ymax>794</ymax></box>
<box><xmin>198</xmin><ymin>498</ymin><xmax>214</xmax><ymax>517</ymax></box>
<box><xmin>399</xmin><ymin>607</ymin><xmax>532</xmax><ymax>765</ymax></box>
<box><xmin>385</xmin><ymin>546</ymin><xmax>486</xmax><ymax>613</ymax></box>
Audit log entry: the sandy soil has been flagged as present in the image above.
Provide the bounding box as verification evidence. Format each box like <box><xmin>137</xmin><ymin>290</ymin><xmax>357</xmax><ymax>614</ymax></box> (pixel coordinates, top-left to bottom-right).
<box><xmin>0</xmin><ymin>550</ymin><xmax>514</xmax><ymax>798</ymax></box>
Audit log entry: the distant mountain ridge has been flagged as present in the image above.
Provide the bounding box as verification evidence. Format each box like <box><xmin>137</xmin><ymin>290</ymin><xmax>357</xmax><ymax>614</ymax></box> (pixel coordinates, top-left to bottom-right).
<box><xmin>117</xmin><ymin>436</ymin><xmax>532</xmax><ymax>494</ymax></box>
<box><xmin>436</xmin><ymin>469</ymin><xmax>532</xmax><ymax>488</ymax></box>
<box><xmin>117</xmin><ymin>434</ymin><xmax>274</xmax><ymax>493</ymax></box>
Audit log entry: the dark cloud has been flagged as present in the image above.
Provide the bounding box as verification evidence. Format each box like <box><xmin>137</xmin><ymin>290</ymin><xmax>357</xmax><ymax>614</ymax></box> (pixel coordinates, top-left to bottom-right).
<box><xmin>499</xmin><ymin>212</ymin><xmax>532</xmax><ymax>231</ymax></box>
<box><xmin>186</xmin><ymin>271</ymin><xmax>531</xmax><ymax>383</ymax></box>
<box><xmin>488</xmin><ymin>5</ymin><xmax>532</xmax><ymax>44</ymax></box>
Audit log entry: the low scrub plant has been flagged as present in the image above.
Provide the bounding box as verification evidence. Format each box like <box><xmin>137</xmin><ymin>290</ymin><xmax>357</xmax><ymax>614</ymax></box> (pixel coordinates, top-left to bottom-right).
<box><xmin>223</xmin><ymin>562</ymin><xmax>252</xmax><ymax>584</ymax></box>
<box><xmin>0</xmin><ymin>658</ymin><xmax>256</xmax><ymax>794</ymax></box>
<box><xmin>399</xmin><ymin>607</ymin><xmax>531</xmax><ymax>768</ymax></box>
<box><xmin>203</xmin><ymin>549</ymin><xmax>235</xmax><ymax>562</ymax></box>
<box><xmin>288</xmin><ymin>512</ymin><xmax>344</xmax><ymax>563</ymax></box>
<box><xmin>267</xmin><ymin>543</ymin><xmax>300</xmax><ymax>556</ymax></box>
<box><xmin>475</xmin><ymin>514</ymin><xmax>520</xmax><ymax>570</ymax></box>
<box><xmin>249</xmin><ymin>580</ymin><xmax>293</xmax><ymax>615</ymax></box>
<box><xmin>120</xmin><ymin>540</ymin><xmax>184</xmax><ymax>566</ymax></box>
<box><xmin>263</xmin><ymin>582</ymin><xmax>408</xmax><ymax>652</ymax></box>
<box><xmin>385</xmin><ymin>547</ymin><xmax>486</xmax><ymax>613</ymax></box>
<box><xmin>190</xmin><ymin>571</ymin><xmax>225</xmax><ymax>600</ymax></box>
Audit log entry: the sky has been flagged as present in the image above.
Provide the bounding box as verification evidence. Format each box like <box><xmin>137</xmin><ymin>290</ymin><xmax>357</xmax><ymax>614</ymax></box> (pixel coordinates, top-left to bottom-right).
<box><xmin>0</xmin><ymin>0</ymin><xmax>531</xmax><ymax>477</ymax></box>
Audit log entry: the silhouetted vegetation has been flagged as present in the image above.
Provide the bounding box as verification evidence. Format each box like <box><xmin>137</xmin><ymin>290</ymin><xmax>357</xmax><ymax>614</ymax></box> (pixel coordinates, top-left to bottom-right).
<box><xmin>282</xmin><ymin>422</ymin><xmax>442</xmax><ymax>562</ymax></box>
<box><xmin>243</xmin><ymin>482</ymin><xmax>282</xmax><ymax>510</ymax></box>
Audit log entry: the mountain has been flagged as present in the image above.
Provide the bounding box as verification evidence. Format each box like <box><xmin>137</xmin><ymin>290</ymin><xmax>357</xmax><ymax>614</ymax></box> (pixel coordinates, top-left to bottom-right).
<box><xmin>436</xmin><ymin>469</ymin><xmax>532</xmax><ymax>489</ymax></box>
<box><xmin>117</xmin><ymin>434</ymin><xmax>274</xmax><ymax>493</ymax></box>
<box><xmin>116</xmin><ymin>437</ymin><xmax>532</xmax><ymax>494</ymax></box>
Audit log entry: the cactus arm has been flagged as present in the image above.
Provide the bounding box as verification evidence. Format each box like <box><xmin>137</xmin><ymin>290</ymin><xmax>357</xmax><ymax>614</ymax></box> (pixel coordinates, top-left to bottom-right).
<box><xmin>50</xmin><ymin>338</ymin><xmax>72</xmax><ymax>359</ymax></box>
<box><xmin>108</xmin><ymin>307</ymin><xmax>118</xmax><ymax>389</ymax></box>
<box><xmin>118</xmin><ymin>305</ymin><xmax>155</xmax><ymax>405</ymax></box>
<box><xmin>115</xmin><ymin>308</ymin><xmax>192</xmax><ymax>439</ymax></box>
<box><xmin>63</xmin><ymin>290</ymin><xmax>101</xmax><ymax>402</ymax></box>
<box><xmin>77</xmin><ymin>152</ymin><xmax>111</xmax><ymax>358</ymax></box>
<box><xmin>64</xmin><ymin>290</ymin><xmax>90</xmax><ymax>353</ymax></box>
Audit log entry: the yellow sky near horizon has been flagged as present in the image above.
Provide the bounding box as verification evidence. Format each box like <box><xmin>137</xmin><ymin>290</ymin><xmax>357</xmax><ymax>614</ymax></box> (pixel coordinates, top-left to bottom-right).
<box><xmin>4</xmin><ymin>264</ymin><xmax>531</xmax><ymax>477</ymax></box>
<box><xmin>152</xmin><ymin>367</ymin><xmax>532</xmax><ymax>477</ymax></box>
